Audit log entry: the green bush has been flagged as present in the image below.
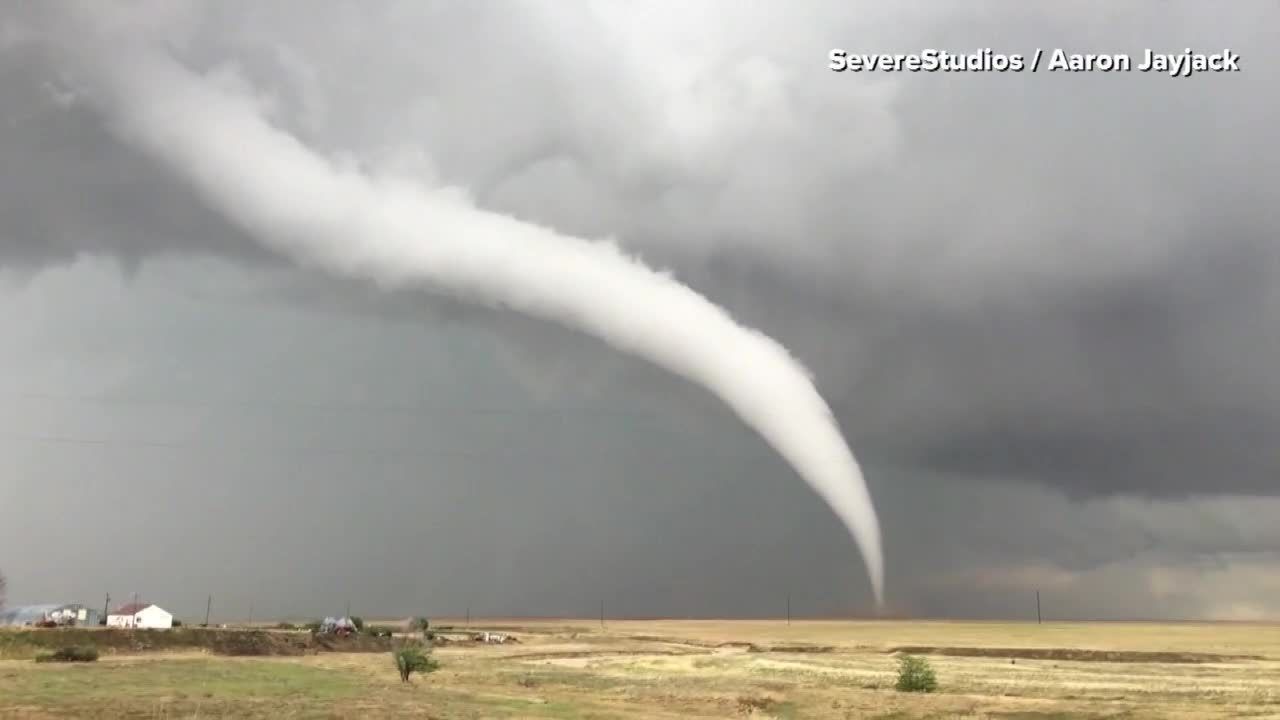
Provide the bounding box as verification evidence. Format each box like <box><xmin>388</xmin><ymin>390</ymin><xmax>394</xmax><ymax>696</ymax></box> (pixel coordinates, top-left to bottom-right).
<box><xmin>894</xmin><ymin>654</ymin><xmax>937</xmax><ymax>693</ymax></box>
<box><xmin>351</xmin><ymin>616</ymin><xmax>365</xmax><ymax>631</ymax></box>
<box><xmin>35</xmin><ymin>646</ymin><xmax>100</xmax><ymax>663</ymax></box>
<box><xmin>393</xmin><ymin>646</ymin><xmax>440</xmax><ymax>682</ymax></box>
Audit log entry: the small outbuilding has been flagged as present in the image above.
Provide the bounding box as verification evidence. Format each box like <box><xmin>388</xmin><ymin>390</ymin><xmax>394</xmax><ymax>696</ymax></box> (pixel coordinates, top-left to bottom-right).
<box><xmin>48</xmin><ymin>604</ymin><xmax>99</xmax><ymax>627</ymax></box>
<box><xmin>106</xmin><ymin>602</ymin><xmax>173</xmax><ymax>629</ymax></box>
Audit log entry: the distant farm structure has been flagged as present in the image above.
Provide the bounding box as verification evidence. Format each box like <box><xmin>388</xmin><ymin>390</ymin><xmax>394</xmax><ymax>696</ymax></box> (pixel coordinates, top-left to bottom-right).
<box><xmin>106</xmin><ymin>603</ymin><xmax>173</xmax><ymax>629</ymax></box>
<box><xmin>317</xmin><ymin>617</ymin><xmax>358</xmax><ymax>636</ymax></box>
<box><xmin>429</xmin><ymin>627</ymin><xmax>517</xmax><ymax>645</ymax></box>
<box><xmin>0</xmin><ymin>603</ymin><xmax>99</xmax><ymax>628</ymax></box>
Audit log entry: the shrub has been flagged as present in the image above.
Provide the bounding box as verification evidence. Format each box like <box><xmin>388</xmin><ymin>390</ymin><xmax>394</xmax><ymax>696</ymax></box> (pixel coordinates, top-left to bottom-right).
<box><xmin>172</xmin><ymin>619</ymin><xmax>183</xmax><ymax>628</ymax></box>
<box><xmin>737</xmin><ymin>695</ymin><xmax>780</xmax><ymax>714</ymax></box>
<box><xmin>393</xmin><ymin>646</ymin><xmax>440</xmax><ymax>682</ymax></box>
<box><xmin>35</xmin><ymin>646</ymin><xmax>99</xmax><ymax>663</ymax></box>
<box><xmin>894</xmin><ymin>654</ymin><xmax>937</xmax><ymax>693</ymax></box>
<box><xmin>351</xmin><ymin>616</ymin><xmax>365</xmax><ymax>631</ymax></box>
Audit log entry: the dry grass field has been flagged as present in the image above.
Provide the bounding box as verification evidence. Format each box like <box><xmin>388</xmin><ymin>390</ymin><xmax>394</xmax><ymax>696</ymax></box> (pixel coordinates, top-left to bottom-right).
<box><xmin>3</xmin><ymin>618</ymin><xmax>1280</xmax><ymax>718</ymax></box>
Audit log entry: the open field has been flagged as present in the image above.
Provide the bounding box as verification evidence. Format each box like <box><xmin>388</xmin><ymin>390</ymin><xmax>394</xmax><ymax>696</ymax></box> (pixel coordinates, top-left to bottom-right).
<box><xmin>3</xmin><ymin>618</ymin><xmax>1280</xmax><ymax>718</ymax></box>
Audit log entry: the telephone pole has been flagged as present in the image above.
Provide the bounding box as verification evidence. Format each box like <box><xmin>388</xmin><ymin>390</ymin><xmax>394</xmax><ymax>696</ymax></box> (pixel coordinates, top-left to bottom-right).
<box><xmin>103</xmin><ymin>592</ymin><xmax>110</xmax><ymax>621</ymax></box>
<box><xmin>1036</xmin><ymin>590</ymin><xmax>1042</xmax><ymax>625</ymax></box>
<box><xmin>204</xmin><ymin>595</ymin><xmax>212</xmax><ymax>627</ymax></box>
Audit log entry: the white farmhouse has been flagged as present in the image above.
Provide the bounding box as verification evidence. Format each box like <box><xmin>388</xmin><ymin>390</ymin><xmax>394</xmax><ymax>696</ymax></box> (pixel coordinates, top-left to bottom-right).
<box><xmin>106</xmin><ymin>602</ymin><xmax>173</xmax><ymax>629</ymax></box>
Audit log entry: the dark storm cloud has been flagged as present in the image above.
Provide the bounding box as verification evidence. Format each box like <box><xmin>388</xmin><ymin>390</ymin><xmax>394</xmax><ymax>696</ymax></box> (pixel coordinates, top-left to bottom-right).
<box><xmin>0</xmin><ymin>41</ymin><xmax>268</xmax><ymax>272</ymax></box>
<box><xmin>3</xmin><ymin>1</ymin><xmax>1280</xmax><ymax>617</ymax></box>
<box><xmin>5</xmin><ymin>258</ymin><xmax>1280</xmax><ymax>619</ymax></box>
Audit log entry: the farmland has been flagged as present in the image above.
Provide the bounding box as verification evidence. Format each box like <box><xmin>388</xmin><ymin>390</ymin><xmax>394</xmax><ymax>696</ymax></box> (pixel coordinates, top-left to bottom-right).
<box><xmin>2</xmin><ymin>619</ymin><xmax>1280</xmax><ymax>718</ymax></box>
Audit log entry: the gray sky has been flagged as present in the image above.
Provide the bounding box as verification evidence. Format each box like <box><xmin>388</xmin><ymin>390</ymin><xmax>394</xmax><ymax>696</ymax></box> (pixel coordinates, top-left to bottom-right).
<box><xmin>2</xmin><ymin>1</ymin><xmax>1279</xmax><ymax>621</ymax></box>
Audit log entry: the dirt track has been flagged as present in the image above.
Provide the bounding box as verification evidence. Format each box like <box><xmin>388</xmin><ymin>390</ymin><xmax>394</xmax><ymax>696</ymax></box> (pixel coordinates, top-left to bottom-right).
<box><xmin>885</xmin><ymin>645</ymin><xmax>1263</xmax><ymax>663</ymax></box>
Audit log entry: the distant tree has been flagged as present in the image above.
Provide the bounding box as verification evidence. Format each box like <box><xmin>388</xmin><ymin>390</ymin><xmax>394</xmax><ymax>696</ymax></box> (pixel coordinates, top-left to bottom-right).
<box><xmin>393</xmin><ymin>646</ymin><xmax>439</xmax><ymax>683</ymax></box>
<box><xmin>894</xmin><ymin>654</ymin><xmax>938</xmax><ymax>693</ymax></box>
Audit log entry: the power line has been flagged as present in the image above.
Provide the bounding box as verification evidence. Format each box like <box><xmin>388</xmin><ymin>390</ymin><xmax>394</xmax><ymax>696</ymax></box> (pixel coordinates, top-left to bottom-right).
<box><xmin>0</xmin><ymin>432</ymin><xmax>774</xmax><ymax>463</ymax></box>
<box><xmin>2</xmin><ymin>390</ymin><xmax>676</xmax><ymax>422</ymax></box>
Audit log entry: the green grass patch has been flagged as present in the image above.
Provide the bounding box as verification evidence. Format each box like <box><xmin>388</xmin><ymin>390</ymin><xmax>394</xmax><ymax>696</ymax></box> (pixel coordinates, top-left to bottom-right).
<box><xmin>0</xmin><ymin>657</ymin><xmax>361</xmax><ymax>717</ymax></box>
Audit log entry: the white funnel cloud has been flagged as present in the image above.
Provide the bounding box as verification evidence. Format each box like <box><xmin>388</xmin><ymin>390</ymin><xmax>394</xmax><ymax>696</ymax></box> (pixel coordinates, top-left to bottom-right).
<box><xmin>67</xmin><ymin>41</ymin><xmax>884</xmax><ymax>605</ymax></box>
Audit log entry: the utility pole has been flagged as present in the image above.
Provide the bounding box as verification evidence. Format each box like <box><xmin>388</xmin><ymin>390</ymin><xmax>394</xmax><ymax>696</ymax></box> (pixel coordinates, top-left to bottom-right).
<box><xmin>345</xmin><ymin>600</ymin><xmax>351</xmax><ymax>619</ymax></box>
<box><xmin>103</xmin><ymin>592</ymin><xmax>110</xmax><ymax>621</ymax></box>
<box><xmin>1036</xmin><ymin>590</ymin><xmax>1042</xmax><ymax>625</ymax></box>
<box><xmin>786</xmin><ymin>594</ymin><xmax>791</xmax><ymax>626</ymax></box>
<box><xmin>204</xmin><ymin>595</ymin><xmax>212</xmax><ymax>627</ymax></box>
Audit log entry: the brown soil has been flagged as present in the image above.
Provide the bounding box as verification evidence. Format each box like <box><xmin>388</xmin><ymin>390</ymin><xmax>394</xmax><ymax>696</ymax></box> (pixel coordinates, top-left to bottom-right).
<box><xmin>1</xmin><ymin>627</ymin><xmax>400</xmax><ymax>657</ymax></box>
<box><xmin>509</xmin><ymin>648</ymin><xmax>708</xmax><ymax>662</ymax></box>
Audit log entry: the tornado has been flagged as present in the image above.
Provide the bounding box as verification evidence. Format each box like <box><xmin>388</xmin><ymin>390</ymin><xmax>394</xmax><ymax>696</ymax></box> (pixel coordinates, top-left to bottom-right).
<box><xmin>63</xmin><ymin>40</ymin><xmax>885</xmax><ymax>605</ymax></box>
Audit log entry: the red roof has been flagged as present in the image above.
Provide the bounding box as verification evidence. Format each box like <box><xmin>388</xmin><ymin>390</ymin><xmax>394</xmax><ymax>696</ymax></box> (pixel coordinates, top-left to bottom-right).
<box><xmin>110</xmin><ymin>603</ymin><xmax>150</xmax><ymax>616</ymax></box>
